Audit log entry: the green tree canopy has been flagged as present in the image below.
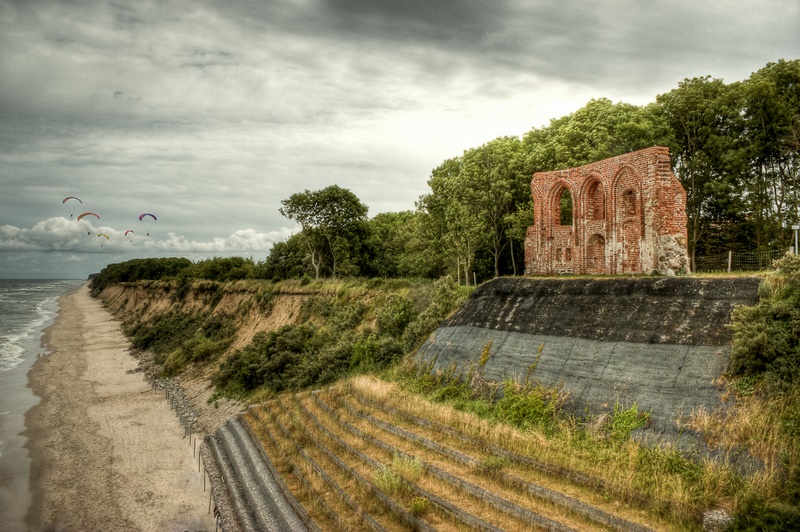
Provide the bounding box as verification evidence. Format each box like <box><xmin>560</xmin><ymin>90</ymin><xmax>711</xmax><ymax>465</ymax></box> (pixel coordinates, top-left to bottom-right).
<box><xmin>280</xmin><ymin>185</ymin><xmax>369</xmax><ymax>278</ymax></box>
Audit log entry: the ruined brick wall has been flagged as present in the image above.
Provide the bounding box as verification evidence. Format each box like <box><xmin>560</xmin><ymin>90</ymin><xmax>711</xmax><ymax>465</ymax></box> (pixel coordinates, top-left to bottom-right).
<box><xmin>524</xmin><ymin>147</ymin><xmax>689</xmax><ymax>275</ymax></box>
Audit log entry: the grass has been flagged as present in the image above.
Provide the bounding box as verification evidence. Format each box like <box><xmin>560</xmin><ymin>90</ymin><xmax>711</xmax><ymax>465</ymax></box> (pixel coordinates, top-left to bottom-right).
<box><xmin>368</xmin><ymin>359</ymin><xmax>787</xmax><ymax>529</ymax></box>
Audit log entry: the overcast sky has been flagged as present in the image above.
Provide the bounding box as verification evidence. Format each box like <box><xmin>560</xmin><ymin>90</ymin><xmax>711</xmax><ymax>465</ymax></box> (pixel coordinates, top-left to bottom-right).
<box><xmin>1</xmin><ymin>0</ymin><xmax>798</xmax><ymax>278</ymax></box>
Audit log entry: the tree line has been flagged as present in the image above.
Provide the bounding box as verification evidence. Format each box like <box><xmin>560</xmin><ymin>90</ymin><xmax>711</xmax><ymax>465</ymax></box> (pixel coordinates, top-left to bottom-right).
<box><xmin>265</xmin><ymin>59</ymin><xmax>798</xmax><ymax>282</ymax></box>
<box><xmin>98</xmin><ymin>59</ymin><xmax>796</xmax><ymax>284</ymax></box>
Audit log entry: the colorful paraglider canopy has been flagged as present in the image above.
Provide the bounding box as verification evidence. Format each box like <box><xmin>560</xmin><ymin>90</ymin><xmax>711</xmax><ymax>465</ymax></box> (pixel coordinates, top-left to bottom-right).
<box><xmin>62</xmin><ymin>196</ymin><xmax>83</xmax><ymax>218</ymax></box>
<box><xmin>76</xmin><ymin>212</ymin><xmax>100</xmax><ymax>221</ymax></box>
<box><xmin>97</xmin><ymin>233</ymin><xmax>109</xmax><ymax>239</ymax></box>
<box><xmin>124</xmin><ymin>230</ymin><xmax>135</xmax><ymax>236</ymax></box>
<box><xmin>138</xmin><ymin>213</ymin><xmax>157</xmax><ymax>221</ymax></box>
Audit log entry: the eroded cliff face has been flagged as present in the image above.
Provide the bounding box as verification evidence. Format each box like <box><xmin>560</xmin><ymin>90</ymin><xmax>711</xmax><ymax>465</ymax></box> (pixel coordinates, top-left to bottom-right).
<box><xmin>96</xmin><ymin>281</ymin><xmax>314</xmax><ymax>433</ymax></box>
<box><xmin>417</xmin><ymin>276</ymin><xmax>762</xmax><ymax>445</ymax></box>
<box><xmin>99</xmin><ymin>282</ymin><xmax>307</xmax><ymax>355</ymax></box>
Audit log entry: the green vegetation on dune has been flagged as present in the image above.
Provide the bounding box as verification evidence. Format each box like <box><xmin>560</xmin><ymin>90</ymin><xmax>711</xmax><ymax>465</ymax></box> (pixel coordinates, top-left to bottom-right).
<box><xmin>211</xmin><ymin>275</ymin><xmax>472</xmax><ymax>400</ymax></box>
<box><xmin>91</xmin><ymin>262</ymin><xmax>473</xmax><ymax>400</ymax></box>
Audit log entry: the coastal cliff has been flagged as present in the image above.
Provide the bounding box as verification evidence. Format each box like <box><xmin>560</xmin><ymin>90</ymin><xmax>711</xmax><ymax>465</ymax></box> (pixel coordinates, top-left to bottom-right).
<box><xmin>99</xmin><ymin>280</ymin><xmax>307</xmax><ymax>354</ymax></box>
<box><xmin>97</xmin><ymin>275</ymin><xmax>761</xmax><ymax>445</ymax></box>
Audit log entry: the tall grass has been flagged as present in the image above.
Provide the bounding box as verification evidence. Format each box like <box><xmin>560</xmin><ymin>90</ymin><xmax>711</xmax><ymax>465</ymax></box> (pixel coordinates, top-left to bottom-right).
<box><xmin>374</xmin><ymin>353</ymin><xmax>783</xmax><ymax>529</ymax></box>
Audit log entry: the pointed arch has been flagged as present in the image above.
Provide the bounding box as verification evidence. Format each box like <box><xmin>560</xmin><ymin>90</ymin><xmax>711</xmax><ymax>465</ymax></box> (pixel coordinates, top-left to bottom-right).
<box><xmin>548</xmin><ymin>180</ymin><xmax>575</xmax><ymax>227</ymax></box>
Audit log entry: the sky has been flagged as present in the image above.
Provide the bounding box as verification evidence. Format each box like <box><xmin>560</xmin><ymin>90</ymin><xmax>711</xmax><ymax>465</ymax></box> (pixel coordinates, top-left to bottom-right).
<box><xmin>1</xmin><ymin>0</ymin><xmax>798</xmax><ymax>279</ymax></box>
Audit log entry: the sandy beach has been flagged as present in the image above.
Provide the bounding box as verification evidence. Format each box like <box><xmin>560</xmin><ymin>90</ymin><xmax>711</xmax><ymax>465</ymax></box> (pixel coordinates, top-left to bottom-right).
<box><xmin>23</xmin><ymin>285</ymin><xmax>216</xmax><ymax>531</ymax></box>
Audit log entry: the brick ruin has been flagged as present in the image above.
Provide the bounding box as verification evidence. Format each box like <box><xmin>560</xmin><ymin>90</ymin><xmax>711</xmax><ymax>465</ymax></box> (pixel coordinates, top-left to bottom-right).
<box><xmin>524</xmin><ymin>146</ymin><xmax>690</xmax><ymax>275</ymax></box>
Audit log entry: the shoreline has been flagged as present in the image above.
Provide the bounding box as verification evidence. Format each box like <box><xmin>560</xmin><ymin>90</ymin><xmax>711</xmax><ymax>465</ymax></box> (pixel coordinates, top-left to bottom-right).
<box><xmin>23</xmin><ymin>285</ymin><xmax>216</xmax><ymax>531</ymax></box>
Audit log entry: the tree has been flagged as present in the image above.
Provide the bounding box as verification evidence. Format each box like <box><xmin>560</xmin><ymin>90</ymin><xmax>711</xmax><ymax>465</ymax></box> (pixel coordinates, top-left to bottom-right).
<box><xmin>459</xmin><ymin>137</ymin><xmax>528</xmax><ymax>278</ymax></box>
<box><xmin>260</xmin><ymin>234</ymin><xmax>311</xmax><ymax>280</ymax></box>
<box><xmin>522</xmin><ymin>98</ymin><xmax>672</xmax><ymax>175</ymax></box>
<box><xmin>741</xmin><ymin>59</ymin><xmax>800</xmax><ymax>251</ymax></box>
<box><xmin>365</xmin><ymin>211</ymin><xmax>444</xmax><ymax>278</ymax></box>
<box><xmin>655</xmin><ymin>76</ymin><xmax>742</xmax><ymax>267</ymax></box>
<box><xmin>279</xmin><ymin>185</ymin><xmax>368</xmax><ymax>278</ymax></box>
<box><xmin>419</xmin><ymin>157</ymin><xmax>484</xmax><ymax>285</ymax></box>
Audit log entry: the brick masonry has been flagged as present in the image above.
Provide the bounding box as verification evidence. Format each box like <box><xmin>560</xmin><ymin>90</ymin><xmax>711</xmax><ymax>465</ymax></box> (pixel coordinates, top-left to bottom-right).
<box><xmin>524</xmin><ymin>146</ymin><xmax>690</xmax><ymax>275</ymax></box>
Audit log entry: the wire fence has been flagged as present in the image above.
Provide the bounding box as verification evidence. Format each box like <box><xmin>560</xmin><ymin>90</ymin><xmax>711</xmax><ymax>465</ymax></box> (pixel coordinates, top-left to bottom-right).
<box><xmin>694</xmin><ymin>249</ymin><xmax>788</xmax><ymax>273</ymax></box>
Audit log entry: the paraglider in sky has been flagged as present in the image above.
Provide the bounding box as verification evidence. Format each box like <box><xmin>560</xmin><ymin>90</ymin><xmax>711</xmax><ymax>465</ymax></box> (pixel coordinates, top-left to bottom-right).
<box><xmin>77</xmin><ymin>212</ymin><xmax>100</xmax><ymax>235</ymax></box>
<box><xmin>97</xmin><ymin>233</ymin><xmax>109</xmax><ymax>247</ymax></box>
<box><xmin>139</xmin><ymin>213</ymin><xmax>157</xmax><ymax>236</ymax></box>
<box><xmin>62</xmin><ymin>196</ymin><xmax>82</xmax><ymax>218</ymax></box>
<box><xmin>76</xmin><ymin>212</ymin><xmax>99</xmax><ymax>221</ymax></box>
<box><xmin>124</xmin><ymin>229</ymin><xmax>135</xmax><ymax>242</ymax></box>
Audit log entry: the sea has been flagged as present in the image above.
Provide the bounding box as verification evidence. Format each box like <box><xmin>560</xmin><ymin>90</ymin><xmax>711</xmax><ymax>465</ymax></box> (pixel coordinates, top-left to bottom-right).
<box><xmin>0</xmin><ymin>279</ymin><xmax>84</xmax><ymax>532</ymax></box>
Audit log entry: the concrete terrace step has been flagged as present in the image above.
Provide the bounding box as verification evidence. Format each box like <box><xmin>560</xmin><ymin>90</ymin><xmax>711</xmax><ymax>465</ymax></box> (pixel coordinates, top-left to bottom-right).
<box><xmin>223</xmin><ymin>383</ymin><xmax>663</xmax><ymax>531</ymax></box>
<box><xmin>213</xmin><ymin>419</ymin><xmax>311</xmax><ymax>531</ymax></box>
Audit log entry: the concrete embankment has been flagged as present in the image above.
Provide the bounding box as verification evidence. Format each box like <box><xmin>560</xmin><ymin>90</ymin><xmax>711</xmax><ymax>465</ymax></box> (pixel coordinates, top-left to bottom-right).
<box><xmin>416</xmin><ymin>276</ymin><xmax>762</xmax><ymax>444</ymax></box>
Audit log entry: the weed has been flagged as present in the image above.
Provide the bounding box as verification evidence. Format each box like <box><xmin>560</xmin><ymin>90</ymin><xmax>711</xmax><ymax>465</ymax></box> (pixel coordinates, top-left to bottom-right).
<box><xmin>392</xmin><ymin>454</ymin><xmax>425</xmax><ymax>482</ymax></box>
<box><xmin>608</xmin><ymin>401</ymin><xmax>650</xmax><ymax>443</ymax></box>
<box><xmin>525</xmin><ymin>343</ymin><xmax>545</xmax><ymax>385</ymax></box>
<box><xmin>479</xmin><ymin>339</ymin><xmax>492</xmax><ymax>369</ymax></box>
<box><xmin>374</xmin><ymin>465</ymin><xmax>406</xmax><ymax>496</ymax></box>
<box><xmin>479</xmin><ymin>456</ymin><xmax>510</xmax><ymax>477</ymax></box>
<box><xmin>408</xmin><ymin>496</ymin><xmax>430</xmax><ymax>516</ymax></box>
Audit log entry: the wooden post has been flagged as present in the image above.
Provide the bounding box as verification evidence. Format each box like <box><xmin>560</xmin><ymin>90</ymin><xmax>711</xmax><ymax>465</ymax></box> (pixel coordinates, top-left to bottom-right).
<box><xmin>727</xmin><ymin>250</ymin><xmax>733</xmax><ymax>273</ymax></box>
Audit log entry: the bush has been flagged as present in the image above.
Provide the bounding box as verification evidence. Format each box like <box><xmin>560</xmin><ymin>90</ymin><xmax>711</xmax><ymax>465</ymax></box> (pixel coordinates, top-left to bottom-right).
<box><xmin>729</xmin><ymin>253</ymin><xmax>800</xmax><ymax>387</ymax></box>
<box><xmin>376</xmin><ymin>295</ymin><xmax>416</xmax><ymax>337</ymax></box>
<box><xmin>495</xmin><ymin>379</ymin><xmax>563</xmax><ymax>436</ymax></box>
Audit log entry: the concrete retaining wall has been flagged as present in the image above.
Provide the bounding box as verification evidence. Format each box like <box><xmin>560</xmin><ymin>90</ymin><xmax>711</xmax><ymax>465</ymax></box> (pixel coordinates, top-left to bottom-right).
<box><xmin>416</xmin><ymin>276</ymin><xmax>761</xmax><ymax>443</ymax></box>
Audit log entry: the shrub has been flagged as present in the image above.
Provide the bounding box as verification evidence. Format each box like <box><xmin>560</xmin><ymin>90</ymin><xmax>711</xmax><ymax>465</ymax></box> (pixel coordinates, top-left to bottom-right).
<box><xmin>376</xmin><ymin>295</ymin><xmax>416</xmax><ymax>337</ymax></box>
<box><xmin>374</xmin><ymin>466</ymin><xmax>406</xmax><ymax>496</ymax></box>
<box><xmin>729</xmin><ymin>253</ymin><xmax>800</xmax><ymax>388</ymax></box>
<box><xmin>607</xmin><ymin>401</ymin><xmax>650</xmax><ymax>443</ymax></box>
<box><xmin>351</xmin><ymin>333</ymin><xmax>403</xmax><ymax>370</ymax></box>
<box><xmin>495</xmin><ymin>379</ymin><xmax>563</xmax><ymax>436</ymax></box>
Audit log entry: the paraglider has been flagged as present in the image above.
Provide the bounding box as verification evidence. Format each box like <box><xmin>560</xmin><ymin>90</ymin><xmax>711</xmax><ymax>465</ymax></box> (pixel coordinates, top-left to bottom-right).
<box><xmin>97</xmin><ymin>233</ymin><xmax>109</xmax><ymax>247</ymax></box>
<box><xmin>62</xmin><ymin>196</ymin><xmax>82</xmax><ymax>218</ymax></box>
<box><xmin>139</xmin><ymin>213</ymin><xmax>157</xmax><ymax>236</ymax></box>
<box><xmin>124</xmin><ymin>229</ymin><xmax>135</xmax><ymax>242</ymax></box>
<box><xmin>77</xmin><ymin>212</ymin><xmax>100</xmax><ymax>235</ymax></box>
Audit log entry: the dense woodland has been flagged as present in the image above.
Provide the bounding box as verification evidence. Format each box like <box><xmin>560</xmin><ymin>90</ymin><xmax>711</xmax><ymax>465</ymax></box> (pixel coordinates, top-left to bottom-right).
<box><xmin>262</xmin><ymin>59</ymin><xmax>799</xmax><ymax>282</ymax></box>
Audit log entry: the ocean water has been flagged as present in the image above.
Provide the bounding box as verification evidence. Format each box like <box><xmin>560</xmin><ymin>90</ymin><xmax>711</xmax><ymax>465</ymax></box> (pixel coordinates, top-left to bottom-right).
<box><xmin>0</xmin><ymin>279</ymin><xmax>84</xmax><ymax>532</ymax></box>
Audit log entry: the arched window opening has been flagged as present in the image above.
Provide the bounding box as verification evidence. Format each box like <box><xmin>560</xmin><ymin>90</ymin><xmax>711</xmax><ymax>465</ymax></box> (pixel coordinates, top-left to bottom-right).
<box><xmin>622</xmin><ymin>189</ymin><xmax>637</xmax><ymax>216</ymax></box>
<box><xmin>588</xmin><ymin>182</ymin><xmax>605</xmax><ymax>220</ymax></box>
<box><xmin>559</xmin><ymin>188</ymin><xmax>573</xmax><ymax>226</ymax></box>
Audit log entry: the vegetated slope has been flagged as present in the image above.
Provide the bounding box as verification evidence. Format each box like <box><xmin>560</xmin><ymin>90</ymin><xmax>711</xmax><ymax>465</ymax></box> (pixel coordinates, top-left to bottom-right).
<box><xmin>99</xmin><ymin>280</ymin><xmax>307</xmax><ymax>354</ymax></box>
<box><xmin>234</xmin><ymin>375</ymin><xmax>665</xmax><ymax>531</ymax></box>
<box><xmin>416</xmin><ymin>276</ymin><xmax>762</xmax><ymax>445</ymax></box>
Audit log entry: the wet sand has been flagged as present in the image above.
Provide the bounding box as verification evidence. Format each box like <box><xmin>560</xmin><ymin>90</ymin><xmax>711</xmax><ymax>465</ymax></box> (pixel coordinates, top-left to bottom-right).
<box><xmin>24</xmin><ymin>285</ymin><xmax>215</xmax><ymax>531</ymax></box>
